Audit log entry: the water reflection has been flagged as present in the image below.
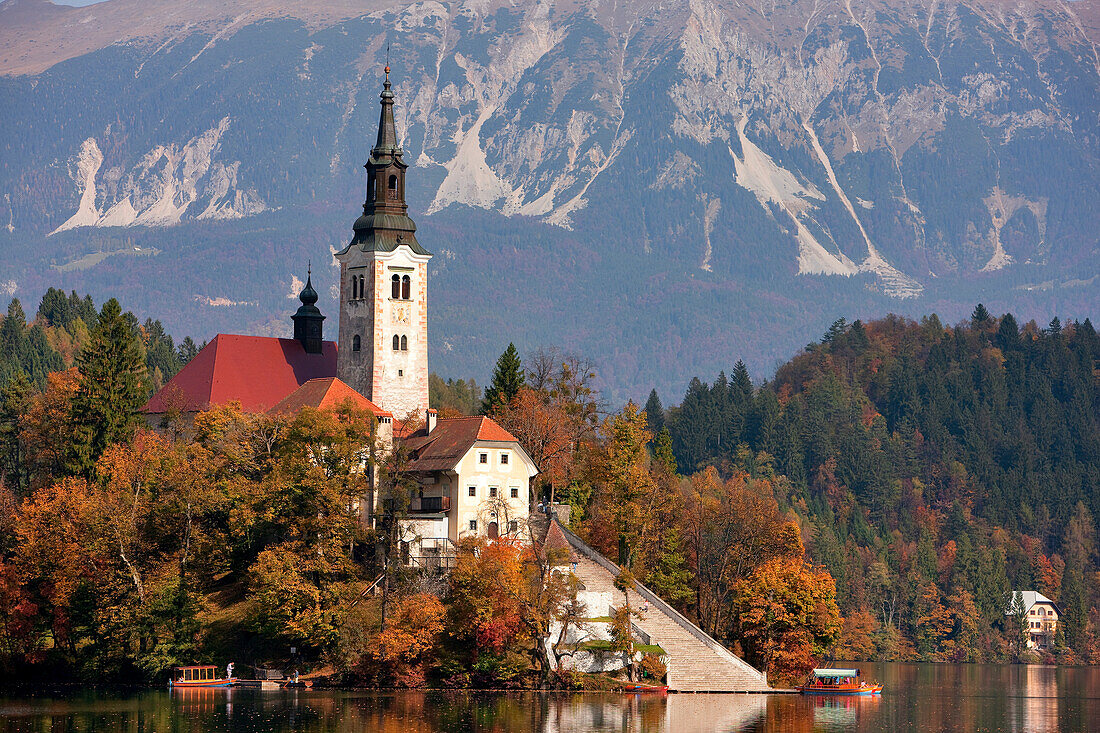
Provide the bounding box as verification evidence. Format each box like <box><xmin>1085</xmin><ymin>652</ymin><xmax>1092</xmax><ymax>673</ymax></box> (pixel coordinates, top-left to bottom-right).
<box><xmin>1009</xmin><ymin>665</ymin><xmax>1058</xmax><ymax>733</ymax></box>
<box><xmin>2</xmin><ymin>664</ymin><xmax>1100</xmax><ymax>732</ymax></box>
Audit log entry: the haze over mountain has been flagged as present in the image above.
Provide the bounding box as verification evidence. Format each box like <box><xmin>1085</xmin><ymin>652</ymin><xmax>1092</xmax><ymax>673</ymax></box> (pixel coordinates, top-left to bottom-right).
<box><xmin>2</xmin><ymin>0</ymin><xmax>1098</xmax><ymax>400</ymax></box>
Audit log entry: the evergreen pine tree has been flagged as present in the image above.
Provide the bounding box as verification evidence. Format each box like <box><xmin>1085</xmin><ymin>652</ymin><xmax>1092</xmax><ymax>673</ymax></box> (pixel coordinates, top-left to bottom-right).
<box><xmin>654</xmin><ymin>427</ymin><xmax>677</xmax><ymax>475</ymax></box>
<box><xmin>0</xmin><ymin>373</ymin><xmax>31</xmax><ymax>492</ymax></box>
<box><xmin>643</xmin><ymin>388</ymin><xmax>665</xmax><ymax>438</ymax></box>
<box><xmin>995</xmin><ymin>313</ymin><xmax>1020</xmax><ymax>351</ymax></box>
<box><xmin>177</xmin><ymin>336</ymin><xmax>201</xmax><ymax>365</ymax></box>
<box><xmin>0</xmin><ymin>298</ymin><xmax>28</xmax><ymax>364</ymax></box>
<box><xmin>822</xmin><ymin>317</ymin><xmax>848</xmax><ymax>343</ymax></box>
<box><xmin>731</xmin><ymin>360</ymin><xmax>753</xmax><ymax>402</ymax></box>
<box><xmin>481</xmin><ymin>343</ymin><xmax>524</xmax><ymax>413</ymax></box>
<box><xmin>644</xmin><ymin>527</ymin><xmax>693</xmax><ymax>606</ymax></box>
<box><xmin>68</xmin><ymin>298</ymin><xmax>147</xmax><ymax>478</ymax></box>
<box><xmin>971</xmin><ymin>303</ymin><xmax>993</xmax><ymax>331</ymax></box>
<box><xmin>849</xmin><ymin>319</ymin><xmax>870</xmax><ymax>351</ymax></box>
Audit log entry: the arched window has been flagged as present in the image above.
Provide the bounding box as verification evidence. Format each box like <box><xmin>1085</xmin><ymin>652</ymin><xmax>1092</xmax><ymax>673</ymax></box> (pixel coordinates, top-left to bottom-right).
<box><xmin>400</xmin><ymin>335</ymin><xmax>408</xmax><ymax>351</ymax></box>
<box><xmin>352</xmin><ymin>335</ymin><xmax>361</xmax><ymax>352</ymax></box>
<box><xmin>391</xmin><ymin>274</ymin><xmax>400</xmax><ymax>299</ymax></box>
<box><xmin>392</xmin><ymin>335</ymin><xmax>400</xmax><ymax>351</ymax></box>
<box><xmin>388</xmin><ymin>174</ymin><xmax>398</xmax><ymax>191</ymax></box>
<box><xmin>401</xmin><ymin>275</ymin><xmax>411</xmax><ymax>300</ymax></box>
<box><xmin>368</xmin><ymin>176</ymin><xmax>375</xmax><ymax>200</ymax></box>
<box><xmin>358</xmin><ymin>274</ymin><xmax>365</xmax><ymax>299</ymax></box>
<box><xmin>350</xmin><ymin>276</ymin><xmax>357</xmax><ymax>300</ymax></box>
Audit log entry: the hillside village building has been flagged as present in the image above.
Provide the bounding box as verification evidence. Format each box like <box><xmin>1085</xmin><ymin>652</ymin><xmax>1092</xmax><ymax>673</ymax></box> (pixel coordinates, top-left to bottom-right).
<box><xmin>144</xmin><ymin>69</ymin><xmax>536</xmax><ymax>558</ymax></box>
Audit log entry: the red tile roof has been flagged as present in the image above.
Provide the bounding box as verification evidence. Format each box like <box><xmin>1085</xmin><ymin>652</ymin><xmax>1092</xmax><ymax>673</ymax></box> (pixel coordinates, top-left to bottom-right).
<box><xmin>269</xmin><ymin>377</ymin><xmax>391</xmax><ymax>418</ymax></box>
<box><xmin>540</xmin><ymin>520</ymin><xmax>579</xmax><ymax>564</ymax></box>
<box><xmin>144</xmin><ymin>334</ymin><xmax>337</xmax><ymax>414</ymax></box>
<box><xmin>403</xmin><ymin>416</ymin><xmax>521</xmax><ymax>472</ymax></box>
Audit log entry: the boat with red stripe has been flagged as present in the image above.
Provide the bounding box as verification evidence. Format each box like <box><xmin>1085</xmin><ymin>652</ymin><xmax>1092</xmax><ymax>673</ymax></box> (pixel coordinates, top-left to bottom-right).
<box><xmin>798</xmin><ymin>668</ymin><xmax>882</xmax><ymax>696</ymax></box>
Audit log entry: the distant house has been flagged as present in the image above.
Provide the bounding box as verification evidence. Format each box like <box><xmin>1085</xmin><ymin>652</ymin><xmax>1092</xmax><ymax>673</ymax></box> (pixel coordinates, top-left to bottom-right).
<box><xmin>1006</xmin><ymin>591</ymin><xmax>1060</xmax><ymax>650</ymax></box>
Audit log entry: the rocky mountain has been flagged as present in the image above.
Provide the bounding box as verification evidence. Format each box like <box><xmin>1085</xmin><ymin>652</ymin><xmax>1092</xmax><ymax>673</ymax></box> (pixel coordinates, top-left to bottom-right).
<box><xmin>2</xmin><ymin>0</ymin><xmax>1098</xmax><ymax>401</ymax></box>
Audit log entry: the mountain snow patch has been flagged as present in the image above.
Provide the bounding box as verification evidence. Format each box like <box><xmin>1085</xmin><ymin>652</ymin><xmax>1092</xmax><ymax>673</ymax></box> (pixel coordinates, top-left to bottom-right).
<box><xmin>50</xmin><ymin>117</ymin><xmax>267</xmax><ymax>235</ymax></box>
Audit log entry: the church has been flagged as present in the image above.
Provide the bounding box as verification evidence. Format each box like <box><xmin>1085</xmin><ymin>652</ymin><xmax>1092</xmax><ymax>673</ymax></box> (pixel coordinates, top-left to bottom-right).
<box><xmin>144</xmin><ymin>69</ymin><xmax>537</xmax><ymax>560</ymax></box>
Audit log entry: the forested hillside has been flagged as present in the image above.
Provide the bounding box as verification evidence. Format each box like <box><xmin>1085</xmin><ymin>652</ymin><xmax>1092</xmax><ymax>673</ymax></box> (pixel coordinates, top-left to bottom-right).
<box><xmin>653</xmin><ymin>309</ymin><xmax>1100</xmax><ymax>662</ymax></box>
<box><xmin>0</xmin><ymin>289</ymin><xmax>197</xmax><ymax>392</ymax></box>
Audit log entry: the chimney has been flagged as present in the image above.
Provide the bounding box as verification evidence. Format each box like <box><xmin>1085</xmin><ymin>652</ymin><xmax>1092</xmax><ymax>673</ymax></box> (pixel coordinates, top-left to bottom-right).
<box><xmin>426</xmin><ymin>408</ymin><xmax>437</xmax><ymax>434</ymax></box>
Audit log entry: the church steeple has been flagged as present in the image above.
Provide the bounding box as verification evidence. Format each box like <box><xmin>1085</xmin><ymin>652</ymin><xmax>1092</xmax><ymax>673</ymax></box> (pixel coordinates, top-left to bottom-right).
<box><xmin>374</xmin><ymin>66</ymin><xmax>400</xmax><ymax>155</ymax></box>
<box><xmin>292</xmin><ymin>264</ymin><xmax>325</xmax><ymax>354</ymax></box>
<box><xmin>334</xmin><ymin>66</ymin><xmax>433</xmax><ymax>421</ymax></box>
<box><xmin>343</xmin><ymin>67</ymin><xmax>430</xmax><ymax>257</ymax></box>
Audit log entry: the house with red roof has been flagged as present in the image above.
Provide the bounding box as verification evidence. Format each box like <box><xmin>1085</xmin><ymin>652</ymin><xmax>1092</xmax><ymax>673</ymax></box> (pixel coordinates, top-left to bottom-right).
<box><xmin>143</xmin><ymin>71</ymin><xmax>537</xmax><ymax>564</ymax></box>
<box><xmin>398</xmin><ymin>413</ymin><xmax>538</xmax><ymax>565</ymax></box>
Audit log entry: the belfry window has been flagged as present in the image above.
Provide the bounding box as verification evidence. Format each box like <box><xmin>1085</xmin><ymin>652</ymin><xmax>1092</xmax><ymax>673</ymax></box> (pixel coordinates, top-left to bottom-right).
<box><xmin>400</xmin><ymin>335</ymin><xmax>408</xmax><ymax>351</ymax></box>
<box><xmin>368</xmin><ymin>177</ymin><xmax>375</xmax><ymax>200</ymax></box>
<box><xmin>358</xmin><ymin>274</ymin><xmax>365</xmax><ymax>299</ymax></box>
<box><xmin>391</xmin><ymin>274</ymin><xmax>400</xmax><ymax>299</ymax></box>
<box><xmin>401</xmin><ymin>275</ymin><xmax>411</xmax><ymax>300</ymax></box>
<box><xmin>392</xmin><ymin>335</ymin><xmax>400</xmax><ymax>351</ymax></box>
<box><xmin>388</xmin><ymin>174</ymin><xmax>398</xmax><ymax>197</ymax></box>
<box><xmin>352</xmin><ymin>335</ymin><xmax>361</xmax><ymax>352</ymax></box>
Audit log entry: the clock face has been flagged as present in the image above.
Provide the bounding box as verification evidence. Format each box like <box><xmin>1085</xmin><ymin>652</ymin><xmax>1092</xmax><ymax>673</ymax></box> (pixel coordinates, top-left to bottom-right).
<box><xmin>392</xmin><ymin>304</ymin><xmax>411</xmax><ymax>325</ymax></box>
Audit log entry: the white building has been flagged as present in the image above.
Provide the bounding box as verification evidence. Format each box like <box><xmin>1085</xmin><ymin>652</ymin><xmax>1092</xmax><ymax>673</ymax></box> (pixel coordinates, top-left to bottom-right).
<box><xmin>399</xmin><ymin>412</ymin><xmax>538</xmax><ymax>566</ymax></box>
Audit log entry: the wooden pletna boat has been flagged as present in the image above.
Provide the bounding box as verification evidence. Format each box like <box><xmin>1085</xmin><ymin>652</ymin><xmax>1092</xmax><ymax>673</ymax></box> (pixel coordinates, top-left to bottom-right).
<box><xmin>798</xmin><ymin>668</ymin><xmax>882</xmax><ymax>695</ymax></box>
<box><xmin>168</xmin><ymin>665</ymin><xmax>237</xmax><ymax>689</ymax></box>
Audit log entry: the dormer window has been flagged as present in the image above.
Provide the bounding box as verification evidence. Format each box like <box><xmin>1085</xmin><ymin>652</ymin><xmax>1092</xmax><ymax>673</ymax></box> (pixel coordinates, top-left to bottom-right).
<box><xmin>391</xmin><ymin>274</ymin><xmax>400</xmax><ymax>299</ymax></box>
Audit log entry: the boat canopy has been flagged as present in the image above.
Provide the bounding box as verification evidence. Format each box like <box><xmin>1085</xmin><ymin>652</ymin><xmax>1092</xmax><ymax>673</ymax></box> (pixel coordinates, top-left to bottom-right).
<box><xmin>812</xmin><ymin>668</ymin><xmax>860</xmax><ymax>677</ymax></box>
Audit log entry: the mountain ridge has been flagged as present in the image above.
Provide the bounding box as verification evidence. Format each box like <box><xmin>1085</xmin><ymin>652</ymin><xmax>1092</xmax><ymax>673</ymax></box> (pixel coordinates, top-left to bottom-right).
<box><xmin>2</xmin><ymin>0</ymin><xmax>1098</xmax><ymax>400</ymax></box>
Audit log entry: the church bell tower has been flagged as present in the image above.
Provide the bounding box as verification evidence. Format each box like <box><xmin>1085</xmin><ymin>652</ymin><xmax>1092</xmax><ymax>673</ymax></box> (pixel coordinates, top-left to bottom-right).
<box><xmin>335</xmin><ymin>68</ymin><xmax>432</xmax><ymax>420</ymax></box>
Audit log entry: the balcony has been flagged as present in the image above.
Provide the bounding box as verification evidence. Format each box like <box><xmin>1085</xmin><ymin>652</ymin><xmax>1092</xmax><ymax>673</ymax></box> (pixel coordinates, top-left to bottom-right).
<box><xmin>410</xmin><ymin>495</ymin><xmax>450</xmax><ymax>514</ymax></box>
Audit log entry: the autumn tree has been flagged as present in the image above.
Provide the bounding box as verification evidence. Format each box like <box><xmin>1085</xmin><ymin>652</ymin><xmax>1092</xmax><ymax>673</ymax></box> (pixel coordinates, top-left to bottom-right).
<box><xmin>582</xmin><ymin>403</ymin><xmax>670</xmax><ymax>570</ymax></box>
<box><xmin>683</xmin><ymin>467</ymin><xmax>790</xmax><ymax>639</ymax></box>
<box><xmin>731</xmin><ymin>524</ymin><xmax>841</xmax><ymax>684</ymax></box>
<box><xmin>20</xmin><ymin>369</ymin><xmax>80</xmax><ymax>489</ymax></box>
<box><xmin>447</xmin><ymin>537</ymin><xmax>577</xmax><ymax>687</ymax></box>
<box><xmin>493</xmin><ymin>348</ymin><xmax>600</xmax><ymax>506</ymax></box>
<box><xmin>247</xmin><ymin>403</ymin><xmax>377</xmax><ymax>657</ymax></box>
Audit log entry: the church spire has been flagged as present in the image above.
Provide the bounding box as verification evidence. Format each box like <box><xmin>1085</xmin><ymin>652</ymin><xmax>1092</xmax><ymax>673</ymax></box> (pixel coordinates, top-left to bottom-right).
<box><xmin>292</xmin><ymin>263</ymin><xmax>325</xmax><ymax>354</ymax></box>
<box><xmin>339</xmin><ymin>67</ymin><xmax>430</xmax><ymax>257</ymax></box>
<box><xmin>374</xmin><ymin>66</ymin><xmax>401</xmax><ymax>155</ymax></box>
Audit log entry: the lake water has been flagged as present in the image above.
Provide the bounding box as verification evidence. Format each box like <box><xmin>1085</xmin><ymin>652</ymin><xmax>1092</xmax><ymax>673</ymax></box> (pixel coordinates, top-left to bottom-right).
<box><xmin>2</xmin><ymin>663</ymin><xmax>1099</xmax><ymax>732</ymax></box>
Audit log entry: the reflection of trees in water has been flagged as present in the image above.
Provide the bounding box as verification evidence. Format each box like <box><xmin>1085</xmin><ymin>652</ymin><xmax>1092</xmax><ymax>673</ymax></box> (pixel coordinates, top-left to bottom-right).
<box><xmin>8</xmin><ymin>669</ymin><xmax>1099</xmax><ymax>733</ymax></box>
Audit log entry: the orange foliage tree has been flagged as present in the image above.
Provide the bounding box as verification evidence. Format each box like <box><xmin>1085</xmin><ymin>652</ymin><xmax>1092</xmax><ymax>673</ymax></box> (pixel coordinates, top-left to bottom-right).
<box><xmin>731</xmin><ymin>525</ymin><xmax>841</xmax><ymax>685</ymax></box>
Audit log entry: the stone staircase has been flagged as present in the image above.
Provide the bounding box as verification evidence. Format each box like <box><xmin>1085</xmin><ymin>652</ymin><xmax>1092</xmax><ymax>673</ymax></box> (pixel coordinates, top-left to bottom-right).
<box><xmin>551</xmin><ymin>520</ymin><xmax>772</xmax><ymax>692</ymax></box>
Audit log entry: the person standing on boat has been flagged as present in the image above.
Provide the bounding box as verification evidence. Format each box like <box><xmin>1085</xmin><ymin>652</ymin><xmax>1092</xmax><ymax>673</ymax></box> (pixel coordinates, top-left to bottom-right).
<box><xmin>227</xmin><ymin>662</ymin><xmax>234</xmax><ymax>679</ymax></box>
